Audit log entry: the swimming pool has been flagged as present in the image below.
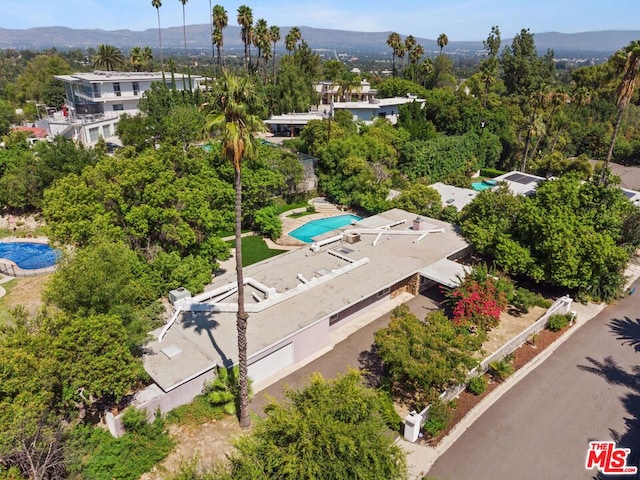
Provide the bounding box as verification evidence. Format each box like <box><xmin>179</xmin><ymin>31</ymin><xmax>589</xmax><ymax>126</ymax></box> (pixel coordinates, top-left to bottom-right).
<box><xmin>0</xmin><ymin>242</ymin><xmax>61</xmax><ymax>269</ymax></box>
<box><xmin>289</xmin><ymin>214</ymin><xmax>362</xmax><ymax>243</ymax></box>
<box><xmin>472</xmin><ymin>179</ymin><xmax>498</xmax><ymax>192</ymax></box>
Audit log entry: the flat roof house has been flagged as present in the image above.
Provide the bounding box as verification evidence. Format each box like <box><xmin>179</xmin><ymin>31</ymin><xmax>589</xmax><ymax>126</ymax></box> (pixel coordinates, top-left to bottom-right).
<box><xmin>39</xmin><ymin>71</ymin><xmax>205</xmax><ymax>146</ymax></box>
<box><xmin>136</xmin><ymin>209</ymin><xmax>471</xmax><ymax>415</ymax></box>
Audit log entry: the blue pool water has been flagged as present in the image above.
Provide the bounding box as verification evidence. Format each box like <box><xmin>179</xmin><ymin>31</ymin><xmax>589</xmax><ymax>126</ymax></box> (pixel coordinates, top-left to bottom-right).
<box><xmin>0</xmin><ymin>242</ymin><xmax>60</xmax><ymax>269</ymax></box>
<box><xmin>289</xmin><ymin>214</ymin><xmax>362</xmax><ymax>243</ymax></box>
<box><xmin>472</xmin><ymin>179</ymin><xmax>498</xmax><ymax>192</ymax></box>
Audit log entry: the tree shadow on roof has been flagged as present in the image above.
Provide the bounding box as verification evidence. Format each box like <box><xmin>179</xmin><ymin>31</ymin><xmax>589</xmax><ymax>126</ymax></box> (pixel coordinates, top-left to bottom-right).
<box><xmin>609</xmin><ymin>316</ymin><xmax>640</xmax><ymax>353</ymax></box>
<box><xmin>181</xmin><ymin>311</ymin><xmax>233</xmax><ymax>367</ymax></box>
<box><xmin>578</xmin><ymin>356</ymin><xmax>640</xmax><ymax>478</ymax></box>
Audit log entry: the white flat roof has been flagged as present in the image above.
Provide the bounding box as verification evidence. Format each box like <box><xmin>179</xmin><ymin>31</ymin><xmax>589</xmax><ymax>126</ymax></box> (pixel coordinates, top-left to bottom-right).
<box><xmin>493</xmin><ymin>171</ymin><xmax>545</xmax><ymax>196</ymax></box>
<box><xmin>55</xmin><ymin>71</ymin><xmax>206</xmax><ymax>83</ymax></box>
<box><xmin>430</xmin><ymin>182</ymin><xmax>478</xmax><ymax>210</ymax></box>
<box><xmin>143</xmin><ymin>209</ymin><xmax>470</xmax><ymax>391</ymax></box>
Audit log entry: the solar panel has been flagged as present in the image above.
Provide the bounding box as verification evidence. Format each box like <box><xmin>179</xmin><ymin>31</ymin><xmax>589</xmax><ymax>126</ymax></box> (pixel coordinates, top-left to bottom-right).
<box><xmin>504</xmin><ymin>173</ymin><xmax>539</xmax><ymax>185</ymax></box>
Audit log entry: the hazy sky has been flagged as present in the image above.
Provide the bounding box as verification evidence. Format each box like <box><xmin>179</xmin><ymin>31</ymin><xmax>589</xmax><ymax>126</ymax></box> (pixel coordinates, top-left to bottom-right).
<box><xmin>1</xmin><ymin>0</ymin><xmax>638</xmax><ymax>41</ymax></box>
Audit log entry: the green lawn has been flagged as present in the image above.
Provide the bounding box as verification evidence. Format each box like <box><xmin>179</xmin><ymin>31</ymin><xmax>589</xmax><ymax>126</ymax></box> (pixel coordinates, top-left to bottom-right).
<box><xmin>227</xmin><ymin>235</ymin><xmax>287</xmax><ymax>267</ymax></box>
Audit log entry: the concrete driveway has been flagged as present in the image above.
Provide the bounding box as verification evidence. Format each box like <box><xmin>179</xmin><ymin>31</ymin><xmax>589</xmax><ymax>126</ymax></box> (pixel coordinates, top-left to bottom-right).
<box><xmin>428</xmin><ymin>281</ymin><xmax>640</xmax><ymax>480</ymax></box>
<box><xmin>249</xmin><ymin>291</ymin><xmax>439</xmax><ymax>414</ymax></box>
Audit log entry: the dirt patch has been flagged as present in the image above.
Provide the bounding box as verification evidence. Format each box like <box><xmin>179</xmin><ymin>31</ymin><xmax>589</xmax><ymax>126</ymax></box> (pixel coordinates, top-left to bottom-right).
<box><xmin>141</xmin><ymin>415</ymin><xmax>247</xmax><ymax>479</ymax></box>
<box><xmin>480</xmin><ymin>306</ymin><xmax>547</xmax><ymax>356</ymax></box>
<box><xmin>0</xmin><ymin>274</ymin><xmax>50</xmax><ymax>322</ymax></box>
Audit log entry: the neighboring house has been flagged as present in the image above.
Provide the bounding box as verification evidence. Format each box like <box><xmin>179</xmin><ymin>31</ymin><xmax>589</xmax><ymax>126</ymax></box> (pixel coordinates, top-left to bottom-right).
<box><xmin>315</xmin><ymin>79</ymin><xmax>377</xmax><ymax>105</ymax></box>
<box><xmin>430</xmin><ymin>182</ymin><xmax>478</xmax><ymax>211</ymax></box>
<box><xmin>38</xmin><ymin>71</ymin><xmax>205</xmax><ymax>146</ymax></box>
<box><xmin>134</xmin><ymin>209</ymin><xmax>471</xmax><ymax>419</ymax></box>
<box><xmin>331</xmin><ymin>95</ymin><xmax>424</xmax><ymax>125</ymax></box>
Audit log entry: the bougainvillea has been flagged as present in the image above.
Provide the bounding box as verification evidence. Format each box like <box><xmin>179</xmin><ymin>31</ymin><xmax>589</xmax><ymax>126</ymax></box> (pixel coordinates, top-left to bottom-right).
<box><xmin>450</xmin><ymin>277</ymin><xmax>508</xmax><ymax>331</ymax></box>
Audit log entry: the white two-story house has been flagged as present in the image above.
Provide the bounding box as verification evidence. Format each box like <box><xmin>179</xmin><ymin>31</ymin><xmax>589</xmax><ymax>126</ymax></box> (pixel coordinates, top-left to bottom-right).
<box><xmin>39</xmin><ymin>71</ymin><xmax>205</xmax><ymax>146</ymax></box>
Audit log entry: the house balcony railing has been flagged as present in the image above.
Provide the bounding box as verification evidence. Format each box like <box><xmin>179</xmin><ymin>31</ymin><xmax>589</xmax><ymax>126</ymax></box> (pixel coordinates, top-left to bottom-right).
<box><xmin>75</xmin><ymin>90</ymin><xmax>142</xmax><ymax>101</ymax></box>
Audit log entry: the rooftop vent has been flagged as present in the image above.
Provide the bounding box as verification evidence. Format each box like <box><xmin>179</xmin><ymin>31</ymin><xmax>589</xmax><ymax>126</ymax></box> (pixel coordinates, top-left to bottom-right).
<box><xmin>413</xmin><ymin>217</ymin><xmax>424</xmax><ymax>231</ymax></box>
<box><xmin>169</xmin><ymin>287</ymin><xmax>191</xmax><ymax>305</ymax></box>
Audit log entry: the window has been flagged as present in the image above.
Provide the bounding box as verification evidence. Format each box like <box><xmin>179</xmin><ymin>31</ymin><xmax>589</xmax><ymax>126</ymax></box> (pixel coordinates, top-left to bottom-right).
<box><xmin>113</xmin><ymin>82</ymin><xmax>121</xmax><ymax>97</ymax></box>
<box><xmin>132</xmin><ymin>82</ymin><xmax>139</xmax><ymax>96</ymax></box>
<box><xmin>329</xmin><ymin>313</ymin><xmax>340</xmax><ymax>326</ymax></box>
<box><xmin>377</xmin><ymin>287</ymin><xmax>391</xmax><ymax>298</ymax></box>
<box><xmin>112</xmin><ymin>104</ymin><xmax>124</xmax><ymax>111</ymax></box>
<box><xmin>103</xmin><ymin>124</ymin><xmax>112</xmax><ymax>137</ymax></box>
<box><xmin>88</xmin><ymin>127</ymin><xmax>100</xmax><ymax>144</ymax></box>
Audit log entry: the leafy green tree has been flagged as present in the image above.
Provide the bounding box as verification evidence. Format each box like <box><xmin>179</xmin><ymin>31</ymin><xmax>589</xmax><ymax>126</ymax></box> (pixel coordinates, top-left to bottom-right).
<box><xmin>386</xmin><ymin>32</ymin><xmax>402</xmax><ymax>78</ymax></box>
<box><xmin>392</xmin><ymin>183</ymin><xmax>442</xmax><ymax>218</ymax></box>
<box><xmin>253</xmin><ymin>206</ymin><xmax>282</xmax><ymax>240</ymax></box>
<box><xmin>603</xmin><ymin>40</ymin><xmax>640</xmax><ymax>178</ymax></box>
<box><xmin>51</xmin><ymin>313</ymin><xmax>147</xmax><ymax>407</ymax></box>
<box><xmin>221</xmin><ymin>371</ymin><xmax>406</xmax><ymax>480</ymax></box>
<box><xmin>500</xmin><ymin>29</ymin><xmax>555</xmax><ymax>97</ymax></box>
<box><xmin>11</xmin><ymin>54</ymin><xmax>71</xmax><ymax>106</ymax></box>
<box><xmin>44</xmin><ymin>239</ymin><xmax>160</xmax><ymax>347</ymax></box>
<box><xmin>399</xmin><ymin>133</ymin><xmax>479</xmax><ymax>182</ymax></box>
<box><xmin>374</xmin><ymin>306</ymin><xmax>480</xmax><ymax>401</ymax></box>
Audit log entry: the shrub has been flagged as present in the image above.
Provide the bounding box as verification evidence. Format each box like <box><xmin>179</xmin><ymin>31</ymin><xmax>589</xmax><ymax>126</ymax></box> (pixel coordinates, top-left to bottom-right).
<box><xmin>66</xmin><ymin>412</ymin><xmax>173</xmax><ymax>480</ymax></box>
<box><xmin>449</xmin><ymin>276</ymin><xmax>508</xmax><ymax>331</ymax></box>
<box><xmin>489</xmin><ymin>358</ymin><xmax>514</xmax><ymax>382</ymax></box>
<box><xmin>467</xmin><ymin>375</ymin><xmax>488</xmax><ymax>395</ymax></box>
<box><xmin>510</xmin><ymin>287</ymin><xmax>551</xmax><ymax>313</ymax></box>
<box><xmin>253</xmin><ymin>206</ymin><xmax>282</xmax><ymax>240</ymax></box>
<box><xmin>547</xmin><ymin>313</ymin><xmax>571</xmax><ymax>332</ymax></box>
<box><xmin>423</xmin><ymin>397</ymin><xmax>455</xmax><ymax>438</ymax></box>
<box><xmin>479</xmin><ymin>167</ymin><xmax>507</xmax><ymax>178</ymax></box>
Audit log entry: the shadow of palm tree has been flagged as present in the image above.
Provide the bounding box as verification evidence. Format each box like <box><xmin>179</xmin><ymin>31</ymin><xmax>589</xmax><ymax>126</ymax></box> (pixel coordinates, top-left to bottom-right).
<box><xmin>181</xmin><ymin>311</ymin><xmax>233</xmax><ymax>367</ymax></box>
<box><xmin>578</xmin><ymin>356</ymin><xmax>640</xmax><ymax>479</ymax></box>
<box><xmin>610</xmin><ymin>317</ymin><xmax>640</xmax><ymax>353</ymax></box>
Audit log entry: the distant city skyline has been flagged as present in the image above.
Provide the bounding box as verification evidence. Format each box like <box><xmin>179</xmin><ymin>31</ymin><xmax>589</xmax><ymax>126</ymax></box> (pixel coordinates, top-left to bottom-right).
<box><xmin>0</xmin><ymin>0</ymin><xmax>638</xmax><ymax>41</ymax></box>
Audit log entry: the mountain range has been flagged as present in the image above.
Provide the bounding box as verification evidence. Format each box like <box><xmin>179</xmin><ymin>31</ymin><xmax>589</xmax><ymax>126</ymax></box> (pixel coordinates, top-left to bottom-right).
<box><xmin>0</xmin><ymin>25</ymin><xmax>637</xmax><ymax>58</ymax></box>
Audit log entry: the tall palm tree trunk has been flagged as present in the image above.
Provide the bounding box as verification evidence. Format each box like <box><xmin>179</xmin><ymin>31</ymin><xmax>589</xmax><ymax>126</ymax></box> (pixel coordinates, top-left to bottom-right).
<box><xmin>156</xmin><ymin>9</ymin><xmax>164</xmax><ymax>79</ymax></box>
<box><xmin>234</xmin><ymin>166</ymin><xmax>250</xmax><ymax>429</ymax></box>
<box><xmin>602</xmin><ymin>107</ymin><xmax>625</xmax><ymax>183</ymax></box>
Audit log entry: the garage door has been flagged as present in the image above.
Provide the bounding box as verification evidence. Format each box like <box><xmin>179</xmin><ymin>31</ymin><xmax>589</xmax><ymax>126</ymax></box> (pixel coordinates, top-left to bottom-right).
<box><xmin>248</xmin><ymin>343</ymin><xmax>294</xmax><ymax>384</ymax></box>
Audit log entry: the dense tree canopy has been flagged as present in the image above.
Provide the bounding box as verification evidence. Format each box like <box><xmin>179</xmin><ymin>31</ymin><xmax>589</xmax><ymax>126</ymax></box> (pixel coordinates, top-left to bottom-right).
<box><xmin>219</xmin><ymin>371</ymin><xmax>407</xmax><ymax>480</ymax></box>
<box><xmin>459</xmin><ymin>176</ymin><xmax>638</xmax><ymax>300</ymax></box>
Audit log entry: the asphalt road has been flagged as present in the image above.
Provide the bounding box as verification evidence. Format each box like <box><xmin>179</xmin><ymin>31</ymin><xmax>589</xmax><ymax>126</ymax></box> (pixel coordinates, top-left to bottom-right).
<box><xmin>428</xmin><ymin>285</ymin><xmax>640</xmax><ymax>480</ymax></box>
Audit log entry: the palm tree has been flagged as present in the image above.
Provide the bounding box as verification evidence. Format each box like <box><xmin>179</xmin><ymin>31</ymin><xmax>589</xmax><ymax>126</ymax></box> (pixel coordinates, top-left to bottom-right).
<box><xmin>142</xmin><ymin>46</ymin><xmax>154</xmax><ymax>71</ymax></box>
<box><xmin>437</xmin><ymin>33</ymin><xmax>449</xmax><ymax>54</ymax></box>
<box><xmin>603</xmin><ymin>40</ymin><xmax>640</xmax><ymax>182</ymax></box>
<box><xmin>129</xmin><ymin>46</ymin><xmax>143</xmax><ymax>71</ymax></box>
<box><xmin>212</xmin><ymin>4</ymin><xmax>228</xmax><ymax>68</ymax></box>
<box><xmin>269</xmin><ymin>25</ymin><xmax>280</xmax><ymax>84</ymax></box>
<box><xmin>386</xmin><ymin>32</ymin><xmax>401</xmax><ymax>78</ymax></box>
<box><xmin>237</xmin><ymin>4</ymin><xmax>253</xmax><ymax>72</ymax></box>
<box><xmin>205</xmin><ymin>72</ymin><xmax>266</xmax><ymax>429</ymax></box>
<box><xmin>409</xmin><ymin>44</ymin><xmax>424</xmax><ymax>83</ymax></box>
<box><xmin>92</xmin><ymin>44</ymin><xmax>126</xmax><ymax>71</ymax></box>
<box><xmin>178</xmin><ymin>0</ymin><xmax>191</xmax><ymax>89</ymax></box>
<box><xmin>151</xmin><ymin>0</ymin><xmax>164</xmax><ymax>77</ymax></box>
<box><xmin>285</xmin><ymin>26</ymin><xmax>301</xmax><ymax>55</ymax></box>
<box><xmin>253</xmin><ymin>18</ymin><xmax>269</xmax><ymax>72</ymax></box>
